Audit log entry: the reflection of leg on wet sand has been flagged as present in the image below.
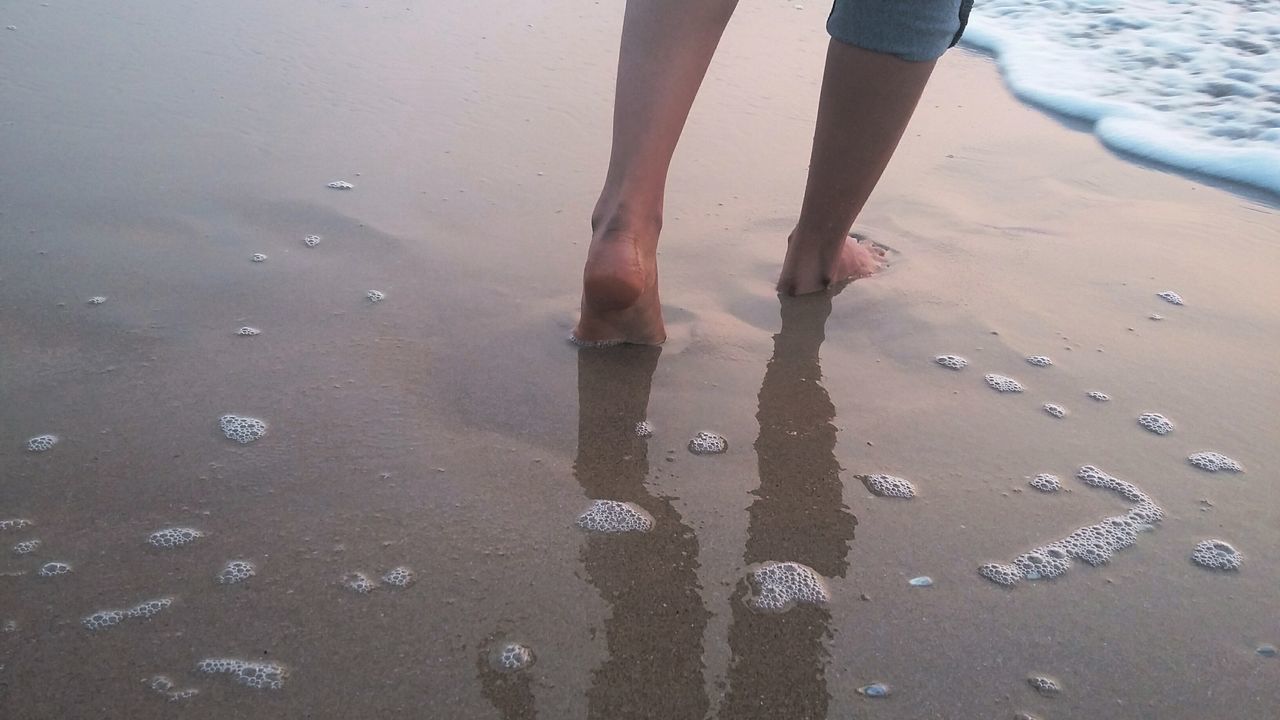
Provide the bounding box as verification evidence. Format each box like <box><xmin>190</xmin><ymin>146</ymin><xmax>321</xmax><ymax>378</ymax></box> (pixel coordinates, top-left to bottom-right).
<box><xmin>720</xmin><ymin>296</ymin><xmax>857</xmax><ymax>720</ymax></box>
<box><xmin>575</xmin><ymin>347</ymin><xmax>710</xmax><ymax>720</ymax></box>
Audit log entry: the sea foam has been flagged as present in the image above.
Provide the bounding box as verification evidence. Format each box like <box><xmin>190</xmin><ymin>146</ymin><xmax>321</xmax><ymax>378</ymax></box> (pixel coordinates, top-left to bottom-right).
<box><xmin>962</xmin><ymin>0</ymin><xmax>1280</xmax><ymax>196</ymax></box>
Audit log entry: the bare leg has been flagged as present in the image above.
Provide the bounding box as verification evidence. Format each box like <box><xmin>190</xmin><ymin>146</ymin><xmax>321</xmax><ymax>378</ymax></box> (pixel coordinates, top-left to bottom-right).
<box><xmin>573</xmin><ymin>0</ymin><xmax>739</xmax><ymax>346</ymax></box>
<box><xmin>777</xmin><ymin>40</ymin><xmax>937</xmax><ymax>296</ymax></box>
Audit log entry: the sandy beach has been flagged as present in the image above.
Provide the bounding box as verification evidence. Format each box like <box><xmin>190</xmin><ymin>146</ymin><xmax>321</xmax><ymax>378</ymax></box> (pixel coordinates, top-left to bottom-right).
<box><xmin>2</xmin><ymin>1</ymin><xmax>1278</xmax><ymax>718</ymax></box>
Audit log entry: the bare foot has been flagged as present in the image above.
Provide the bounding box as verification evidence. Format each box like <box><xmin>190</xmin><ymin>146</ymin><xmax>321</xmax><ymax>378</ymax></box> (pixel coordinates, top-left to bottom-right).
<box><xmin>776</xmin><ymin>232</ymin><xmax>885</xmax><ymax>296</ymax></box>
<box><xmin>572</xmin><ymin>225</ymin><xmax>666</xmax><ymax>346</ymax></box>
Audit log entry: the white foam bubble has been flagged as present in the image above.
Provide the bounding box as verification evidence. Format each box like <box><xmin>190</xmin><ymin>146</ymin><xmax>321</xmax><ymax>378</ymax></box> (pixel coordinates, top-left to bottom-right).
<box><xmin>1043</xmin><ymin>403</ymin><xmax>1067</xmax><ymax>418</ymax></box>
<box><xmin>1157</xmin><ymin>291</ymin><xmax>1185</xmax><ymax>306</ymax></box>
<box><xmin>342</xmin><ymin>571</ymin><xmax>377</xmax><ymax>594</ymax></box>
<box><xmin>1086</xmin><ymin>390</ymin><xmax>1111</xmax><ymax>402</ymax></box>
<box><xmin>366</xmin><ymin>290</ymin><xmax>386</xmax><ymax>303</ymax></box>
<box><xmin>37</xmin><ymin>561</ymin><xmax>71</xmax><ymax>577</ymax></box>
<box><xmin>576</xmin><ymin>500</ymin><xmax>654</xmax><ymax>534</ymax></box>
<box><xmin>962</xmin><ymin>2</ymin><xmax>1280</xmax><ymax>196</ymax></box>
<box><xmin>25</xmin><ymin>434</ymin><xmax>58</xmax><ymax>452</ymax></box>
<box><xmin>304</xmin><ymin>234</ymin><xmax>322</xmax><ymax>247</ymax></box>
<box><xmin>0</xmin><ymin>519</ymin><xmax>33</xmax><ymax>531</ymax></box>
<box><xmin>326</xmin><ymin>180</ymin><xmax>354</xmax><ymax>190</ymax></box>
<box><xmin>1025</xmin><ymin>355</ymin><xmax>1053</xmax><ymax>367</ymax></box>
<box><xmin>979</xmin><ymin>563</ymin><xmax>1022</xmax><ymax>587</ymax></box>
<box><xmin>1191</xmin><ymin>539</ymin><xmax>1242</xmax><ymax>570</ymax></box>
<box><xmin>491</xmin><ymin>642</ymin><xmax>535</xmax><ymax>672</ymax></box>
<box><xmin>687</xmin><ymin>431</ymin><xmax>727</xmax><ymax>455</ymax></box>
<box><xmin>217</xmin><ymin>560</ymin><xmax>256</xmax><ymax>585</ymax></box>
<box><xmin>1014</xmin><ymin>546</ymin><xmax>1072</xmax><ymax>580</ymax></box>
<box><xmin>146</xmin><ymin>675</ymin><xmax>199</xmax><ymax>702</ymax></box>
<box><xmin>1027</xmin><ymin>675</ymin><xmax>1062</xmax><ymax>697</ymax></box>
<box><xmin>236</xmin><ymin>326</ymin><xmax>260</xmax><ymax>336</ymax></box>
<box><xmin>1137</xmin><ymin>412</ymin><xmax>1174</xmax><ymax>435</ymax></box>
<box><xmin>197</xmin><ymin>657</ymin><xmax>287</xmax><ymax>690</ymax></box>
<box><xmin>567</xmin><ymin>332</ymin><xmax>623</xmax><ymax>349</ymax></box>
<box><xmin>634</xmin><ymin>420</ymin><xmax>654</xmax><ymax>438</ymax></box>
<box><xmin>148</xmin><ymin>527</ymin><xmax>204</xmax><ymax>549</ymax></box>
<box><xmin>82</xmin><ymin>597</ymin><xmax>173</xmax><ymax>630</ymax></box>
<box><xmin>87</xmin><ymin>296</ymin><xmax>107</xmax><ymax>305</ymax></box>
<box><xmin>1187</xmin><ymin>451</ymin><xmax>1243</xmax><ymax>473</ymax></box>
<box><xmin>861</xmin><ymin>473</ymin><xmax>916</xmax><ymax>499</ymax></box>
<box><xmin>250</xmin><ymin>253</ymin><xmax>267</xmax><ymax>263</ymax></box>
<box><xmin>219</xmin><ymin>414</ymin><xmax>266</xmax><ymax>444</ymax></box>
<box><xmin>1029</xmin><ymin>474</ymin><xmax>1061</xmax><ymax>492</ymax></box>
<box><xmin>746</xmin><ymin>561</ymin><xmax>831</xmax><ymax>613</ymax></box>
<box><xmin>985</xmin><ymin>374</ymin><xmax>1025</xmax><ymax>393</ymax></box>
<box><xmin>935</xmin><ymin>354</ymin><xmax>969</xmax><ymax>370</ymax></box>
<box><xmin>380</xmin><ymin>566</ymin><xmax>414</xmax><ymax>588</ymax></box>
<box><xmin>12</xmin><ymin>539</ymin><xmax>40</xmax><ymax>555</ymax></box>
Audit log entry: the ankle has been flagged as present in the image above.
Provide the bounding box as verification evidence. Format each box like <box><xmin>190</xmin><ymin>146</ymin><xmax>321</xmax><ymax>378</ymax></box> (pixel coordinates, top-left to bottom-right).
<box><xmin>591</xmin><ymin>197</ymin><xmax>663</xmax><ymax>238</ymax></box>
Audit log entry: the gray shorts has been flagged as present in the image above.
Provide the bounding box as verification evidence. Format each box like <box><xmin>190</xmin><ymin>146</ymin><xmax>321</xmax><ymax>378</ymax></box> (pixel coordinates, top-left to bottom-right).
<box><xmin>828</xmin><ymin>0</ymin><xmax>973</xmax><ymax>63</ymax></box>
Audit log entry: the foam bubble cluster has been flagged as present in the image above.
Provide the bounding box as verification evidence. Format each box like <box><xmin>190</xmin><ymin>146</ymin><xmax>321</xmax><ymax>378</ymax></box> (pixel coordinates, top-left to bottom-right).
<box><xmin>148</xmin><ymin>527</ymin><xmax>204</xmax><ymax>549</ymax></box>
<box><xmin>217</xmin><ymin>560</ymin><xmax>256</xmax><ymax>584</ymax></box>
<box><xmin>236</xmin><ymin>326</ymin><xmax>260</xmax><ymax>336</ymax></box>
<box><xmin>1157</xmin><ymin>291</ymin><xmax>1184</xmax><ymax>306</ymax></box>
<box><xmin>576</xmin><ymin>500</ymin><xmax>654</xmax><ymax>534</ymax></box>
<box><xmin>1086</xmin><ymin>391</ymin><xmax>1110</xmax><ymax>402</ymax></box>
<box><xmin>860</xmin><ymin>474</ymin><xmax>916</xmax><ymax>499</ymax></box>
<box><xmin>3</xmin><ymin>619</ymin><xmax>17</xmax><ymax>633</ymax></box>
<box><xmin>1187</xmin><ymin>452</ymin><xmax>1243</xmax><ymax>473</ymax></box>
<box><xmin>935</xmin><ymin>354</ymin><xmax>968</xmax><ymax>370</ymax></box>
<box><xmin>82</xmin><ymin>597</ymin><xmax>173</xmax><ymax>630</ymax></box>
<box><xmin>1137</xmin><ymin>412</ymin><xmax>1174</xmax><ymax>435</ymax></box>
<box><xmin>1029</xmin><ymin>474</ymin><xmax>1061</xmax><ymax>492</ymax></box>
<box><xmin>746</xmin><ymin>561</ymin><xmax>830</xmax><ymax>613</ymax></box>
<box><xmin>87</xmin><ymin>296</ymin><xmax>107</xmax><ymax>305</ymax></box>
<box><xmin>1191</xmin><ymin>539</ymin><xmax>1242</xmax><ymax>571</ymax></box>
<box><xmin>687</xmin><ymin>431</ymin><xmax>727</xmax><ymax>455</ymax></box>
<box><xmin>978</xmin><ymin>563</ymin><xmax>1022</xmax><ymax>587</ymax></box>
<box><xmin>1043</xmin><ymin>403</ymin><xmax>1067</xmax><ymax>419</ymax></box>
<box><xmin>197</xmin><ymin>658</ymin><xmax>287</xmax><ymax>690</ymax></box>
<box><xmin>381</xmin><ymin>566</ymin><xmax>414</xmax><ymax>588</ymax></box>
<box><xmin>11</xmin><ymin>539</ymin><xmax>40</xmax><ymax>555</ymax></box>
<box><xmin>304</xmin><ymin>235</ymin><xmax>322</xmax><ymax>248</ymax></box>
<box><xmin>219</xmin><ymin>414</ymin><xmax>267</xmax><ymax>444</ymax></box>
<box><xmin>251</xmin><ymin>253</ymin><xmax>267</xmax><ymax>263</ymax></box>
<box><xmin>1027</xmin><ymin>675</ymin><xmax>1062</xmax><ymax>697</ymax></box>
<box><xmin>492</xmin><ymin>643</ymin><xmax>535</xmax><ymax>672</ymax></box>
<box><xmin>1025</xmin><ymin>355</ymin><xmax>1053</xmax><ymax>367</ymax></box>
<box><xmin>366</xmin><ymin>290</ymin><xmax>386</xmax><ymax>303</ymax></box>
<box><xmin>634</xmin><ymin>420</ymin><xmax>654</xmax><ymax>438</ymax></box>
<box><xmin>985</xmin><ymin>374</ymin><xmax>1024</xmax><ymax>393</ymax></box>
<box><xmin>0</xmin><ymin>519</ymin><xmax>33</xmax><ymax>531</ymax></box>
<box><xmin>26</xmin><ymin>434</ymin><xmax>58</xmax><ymax>452</ymax></box>
<box><xmin>342</xmin><ymin>571</ymin><xmax>377</xmax><ymax>594</ymax></box>
<box><xmin>37</xmin><ymin>561</ymin><xmax>71</xmax><ymax>577</ymax></box>
<box><xmin>147</xmin><ymin>675</ymin><xmax>199</xmax><ymax>702</ymax></box>
<box><xmin>326</xmin><ymin>180</ymin><xmax>354</xmax><ymax>190</ymax></box>
<box><xmin>980</xmin><ymin>465</ymin><xmax>1163</xmax><ymax>586</ymax></box>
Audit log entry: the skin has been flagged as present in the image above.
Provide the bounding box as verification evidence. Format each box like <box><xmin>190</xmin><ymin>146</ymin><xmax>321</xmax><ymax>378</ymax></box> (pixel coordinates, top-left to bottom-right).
<box><xmin>573</xmin><ymin>1</ymin><xmax>938</xmax><ymax>346</ymax></box>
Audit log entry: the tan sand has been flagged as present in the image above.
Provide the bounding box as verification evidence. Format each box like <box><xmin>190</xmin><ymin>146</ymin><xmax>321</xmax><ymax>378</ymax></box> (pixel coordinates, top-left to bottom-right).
<box><xmin>1</xmin><ymin>1</ymin><xmax>1277</xmax><ymax>718</ymax></box>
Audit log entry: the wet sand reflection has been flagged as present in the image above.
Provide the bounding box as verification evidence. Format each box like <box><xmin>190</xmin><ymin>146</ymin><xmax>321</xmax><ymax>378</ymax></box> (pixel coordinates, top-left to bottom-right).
<box><xmin>575</xmin><ymin>346</ymin><xmax>711</xmax><ymax>720</ymax></box>
<box><xmin>720</xmin><ymin>295</ymin><xmax>857</xmax><ymax>719</ymax></box>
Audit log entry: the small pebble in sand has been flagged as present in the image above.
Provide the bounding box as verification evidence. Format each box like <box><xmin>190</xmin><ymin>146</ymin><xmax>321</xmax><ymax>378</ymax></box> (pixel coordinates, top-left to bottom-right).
<box><xmin>908</xmin><ymin>576</ymin><xmax>933</xmax><ymax>587</ymax></box>
<box><xmin>857</xmin><ymin>682</ymin><xmax>890</xmax><ymax>697</ymax></box>
<box><xmin>1257</xmin><ymin>644</ymin><xmax>1277</xmax><ymax>658</ymax></box>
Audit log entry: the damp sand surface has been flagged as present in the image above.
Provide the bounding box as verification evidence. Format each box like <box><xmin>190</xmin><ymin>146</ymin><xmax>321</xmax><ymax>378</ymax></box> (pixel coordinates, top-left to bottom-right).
<box><xmin>2</xmin><ymin>2</ymin><xmax>1278</xmax><ymax>718</ymax></box>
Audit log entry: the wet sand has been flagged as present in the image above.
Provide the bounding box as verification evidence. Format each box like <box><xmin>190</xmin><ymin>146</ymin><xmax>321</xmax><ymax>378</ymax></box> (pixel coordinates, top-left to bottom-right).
<box><xmin>2</xmin><ymin>1</ymin><xmax>1278</xmax><ymax>718</ymax></box>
